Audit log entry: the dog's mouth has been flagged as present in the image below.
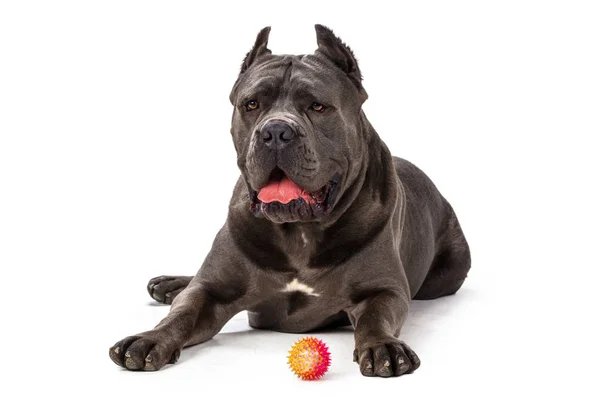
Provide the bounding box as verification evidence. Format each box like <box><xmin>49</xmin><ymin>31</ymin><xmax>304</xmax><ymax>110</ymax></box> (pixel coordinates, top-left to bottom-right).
<box><xmin>249</xmin><ymin>168</ymin><xmax>341</xmax><ymax>222</ymax></box>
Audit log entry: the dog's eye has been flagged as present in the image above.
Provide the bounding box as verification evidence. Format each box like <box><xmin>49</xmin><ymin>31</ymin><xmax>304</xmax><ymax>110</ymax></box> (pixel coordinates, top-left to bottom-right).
<box><xmin>245</xmin><ymin>100</ymin><xmax>259</xmax><ymax>111</ymax></box>
<box><xmin>311</xmin><ymin>103</ymin><xmax>326</xmax><ymax>112</ymax></box>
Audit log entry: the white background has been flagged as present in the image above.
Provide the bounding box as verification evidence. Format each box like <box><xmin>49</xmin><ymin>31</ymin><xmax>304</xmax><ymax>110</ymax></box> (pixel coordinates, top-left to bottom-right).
<box><xmin>1</xmin><ymin>1</ymin><xmax>599</xmax><ymax>399</ymax></box>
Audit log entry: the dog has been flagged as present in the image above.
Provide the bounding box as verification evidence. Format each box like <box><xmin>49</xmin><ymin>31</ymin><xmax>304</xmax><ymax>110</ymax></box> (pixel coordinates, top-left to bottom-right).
<box><xmin>109</xmin><ymin>25</ymin><xmax>471</xmax><ymax>377</ymax></box>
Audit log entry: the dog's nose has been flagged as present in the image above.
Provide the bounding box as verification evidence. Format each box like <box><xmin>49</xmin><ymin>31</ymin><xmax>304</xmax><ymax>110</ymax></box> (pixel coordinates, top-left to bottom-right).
<box><xmin>261</xmin><ymin>121</ymin><xmax>296</xmax><ymax>148</ymax></box>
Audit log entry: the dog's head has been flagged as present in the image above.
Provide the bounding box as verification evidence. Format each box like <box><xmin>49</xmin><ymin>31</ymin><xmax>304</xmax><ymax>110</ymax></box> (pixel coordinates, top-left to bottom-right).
<box><xmin>229</xmin><ymin>25</ymin><xmax>369</xmax><ymax>224</ymax></box>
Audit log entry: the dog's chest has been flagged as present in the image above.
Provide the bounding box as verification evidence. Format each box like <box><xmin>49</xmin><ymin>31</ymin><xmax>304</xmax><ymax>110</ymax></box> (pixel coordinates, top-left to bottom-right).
<box><xmin>274</xmin><ymin>227</ymin><xmax>345</xmax><ymax>300</ymax></box>
<box><xmin>276</xmin><ymin>263</ymin><xmax>341</xmax><ymax>302</ymax></box>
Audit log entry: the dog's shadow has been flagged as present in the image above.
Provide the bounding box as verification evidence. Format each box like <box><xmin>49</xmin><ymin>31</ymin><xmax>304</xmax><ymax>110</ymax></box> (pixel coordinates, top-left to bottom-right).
<box><xmin>177</xmin><ymin>319</ymin><xmax>356</xmax><ymax>364</ymax></box>
<box><xmin>402</xmin><ymin>287</ymin><xmax>479</xmax><ymax>347</ymax></box>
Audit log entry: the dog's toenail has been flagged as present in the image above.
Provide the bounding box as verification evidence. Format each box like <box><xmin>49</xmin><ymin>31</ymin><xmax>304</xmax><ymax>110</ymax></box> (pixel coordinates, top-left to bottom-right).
<box><xmin>397</xmin><ymin>357</ymin><xmax>404</xmax><ymax>364</ymax></box>
<box><xmin>366</xmin><ymin>362</ymin><xmax>373</xmax><ymax>369</ymax></box>
<box><xmin>145</xmin><ymin>356</ymin><xmax>152</xmax><ymax>363</ymax></box>
<box><xmin>144</xmin><ymin>360</ymin><xmax>156</xmax><ymax>371</ymax></box>
<box><xmin>114</xmin><ymin>347</ymin><xmax>120</xmax><ymax>354</ymax></box>
<box><xmin>383</xmin><ymin>360</ymin><xmax>390</xmax><ymax>367</ymax></box>
<box><xmin>125</xmin><ymin>351</ymin><xmax>131</xmax><ymax>358</ymax></box>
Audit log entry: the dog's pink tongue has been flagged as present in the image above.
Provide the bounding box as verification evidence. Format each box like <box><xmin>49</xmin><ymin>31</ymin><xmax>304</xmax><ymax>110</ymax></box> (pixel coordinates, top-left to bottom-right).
<box><xmin>258</xmin><ymin>176</ymin><xmax>312</xmax><ymax>204</ymax></box>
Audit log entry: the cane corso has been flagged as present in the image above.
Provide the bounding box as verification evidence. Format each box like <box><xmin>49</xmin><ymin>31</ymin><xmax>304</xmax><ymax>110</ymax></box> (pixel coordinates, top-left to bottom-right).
<box><xmin>109</xmin><ymin>25</ymin><xmax>471</xmax><ymax>377</ymax></box>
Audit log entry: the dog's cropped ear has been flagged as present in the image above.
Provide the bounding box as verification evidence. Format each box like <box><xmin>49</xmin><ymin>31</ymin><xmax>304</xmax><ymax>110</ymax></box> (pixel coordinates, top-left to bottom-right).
<box><xmin>241</xmin><ymin>26</ymin><xmax>272</xmax><ymax>73</ymax></box>
<box><xmin>315</xmin><ymin>24</ymin><xmax>367</xmax><ymax>101</ymax></box>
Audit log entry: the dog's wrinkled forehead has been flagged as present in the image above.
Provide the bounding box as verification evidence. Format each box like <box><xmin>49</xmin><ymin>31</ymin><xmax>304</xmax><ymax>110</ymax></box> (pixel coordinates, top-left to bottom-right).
<box><xmin>231</xmin><ymin>55</ymin><xmax>350</xmax><ymax>108</ymax></box>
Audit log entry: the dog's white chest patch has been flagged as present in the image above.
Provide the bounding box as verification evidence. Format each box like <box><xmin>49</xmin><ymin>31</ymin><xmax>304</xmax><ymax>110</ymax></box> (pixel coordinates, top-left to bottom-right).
<box><xmin>301</xmin><ymin>232</ymin><xmax>308</xmax><ymax>246</ymax></box>
<box><xmin>282</xmin><ymin>278</ymin><xmax>320</xmax><ymax>297</ymax></box>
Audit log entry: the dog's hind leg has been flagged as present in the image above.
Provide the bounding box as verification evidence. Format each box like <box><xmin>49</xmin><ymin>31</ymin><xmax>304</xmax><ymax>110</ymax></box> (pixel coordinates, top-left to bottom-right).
<box><xmin>413</xmin><ymin>207</ymin><xmax>471</xmax><ymax>300</ymax></box>
<box><xmin>147</xmin><ymin>275</ymin><xmax>193</xmax><ymax>304</ymax></box>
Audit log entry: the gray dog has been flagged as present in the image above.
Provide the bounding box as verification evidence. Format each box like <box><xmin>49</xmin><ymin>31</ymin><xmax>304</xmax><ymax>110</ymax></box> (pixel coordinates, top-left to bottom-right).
<box><xmin>109</xmin><ymin>25</ymin><xmax>471</xmax><ymax>378</ymax></box>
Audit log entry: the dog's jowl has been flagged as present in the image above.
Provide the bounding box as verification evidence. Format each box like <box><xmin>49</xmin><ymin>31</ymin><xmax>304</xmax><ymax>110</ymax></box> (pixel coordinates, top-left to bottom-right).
<box><xmin>109</xmin><ymin>25</ymin><xmax>471</xmax><ymax>377</ymax></box>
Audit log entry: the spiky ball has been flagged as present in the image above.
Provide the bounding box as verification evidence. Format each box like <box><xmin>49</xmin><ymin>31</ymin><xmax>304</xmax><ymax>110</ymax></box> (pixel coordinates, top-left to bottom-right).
<box><xmin>287</xmin><ymin>336</ymin><xmax>331</xmax><ymax>380</ymax></box>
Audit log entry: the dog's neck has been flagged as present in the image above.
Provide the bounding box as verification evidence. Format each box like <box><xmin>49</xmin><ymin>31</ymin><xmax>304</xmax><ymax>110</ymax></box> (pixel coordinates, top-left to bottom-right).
<box><xmin>324</xmin><ymin>111</ymin><xmax>398</xmax><ymax>226</ymax></box>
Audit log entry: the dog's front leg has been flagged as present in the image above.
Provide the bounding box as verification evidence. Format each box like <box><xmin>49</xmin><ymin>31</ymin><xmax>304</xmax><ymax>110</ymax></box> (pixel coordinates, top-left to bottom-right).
<box><xmin>109</xmin><ymin>226</ymin><xmax>269</xmax><ymax>371</ymax></box>
<box><xmin>109</xmin><ymin>278</ymin><xmax>244</xmax><ymax>371</ymax></box>
<box><xmin>349</xmin><ymin>291</ymin><xmax>421</xmax><ymax>377</ymax></box>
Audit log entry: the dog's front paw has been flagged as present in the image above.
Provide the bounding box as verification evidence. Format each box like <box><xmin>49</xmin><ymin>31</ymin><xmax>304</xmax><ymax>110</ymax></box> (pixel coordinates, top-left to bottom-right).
<box><xmin>353</xmin><ymin>340</ymin><xmax>420</xmax><ymax>377</ymax></box>
<box><xmin>147</xmin><ymin>275</ymin><xmax>192</xmax><ymax>304</ymax></box>
<box><xmin>109</xmin><ymin>332</ymin><xmax>181</xmax><ymax>371</ymax></box>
